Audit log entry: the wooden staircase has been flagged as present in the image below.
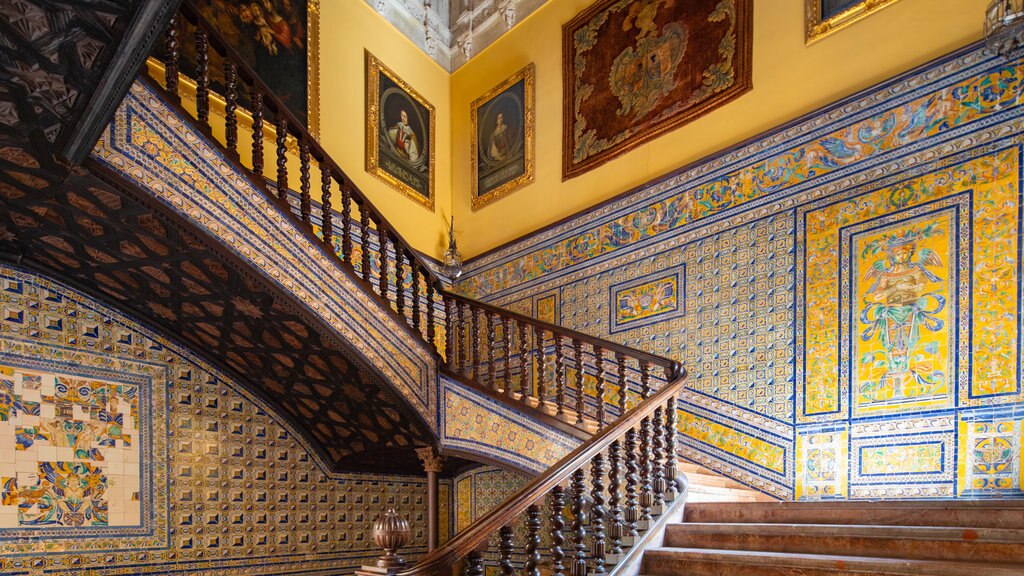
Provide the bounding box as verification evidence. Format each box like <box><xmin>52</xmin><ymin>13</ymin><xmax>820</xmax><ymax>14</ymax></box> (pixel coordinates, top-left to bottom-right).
<box><xmin>641</xmin><ymin>501</ymin><xmax>1024</xmax><ymax>575</ymax></box>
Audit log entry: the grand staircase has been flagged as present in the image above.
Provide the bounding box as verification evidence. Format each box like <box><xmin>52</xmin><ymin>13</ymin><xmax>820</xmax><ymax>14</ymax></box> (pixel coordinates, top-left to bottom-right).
<box><xmin>6</xmin><ymin>3</ymin><xmax>1016</xmax><ymax>574</ymax></box>
<box><xmin>643</xmin><ymin>501</ymin><xmax>1024</xmax><ymax>575</ymax></box>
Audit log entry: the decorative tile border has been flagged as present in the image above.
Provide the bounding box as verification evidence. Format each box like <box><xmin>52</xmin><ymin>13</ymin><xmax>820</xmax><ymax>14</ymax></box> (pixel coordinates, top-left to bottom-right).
<box><xmin>92</xmin><ymin>81</ymin><xmax>438</xmax><ymax>430</ymax></box>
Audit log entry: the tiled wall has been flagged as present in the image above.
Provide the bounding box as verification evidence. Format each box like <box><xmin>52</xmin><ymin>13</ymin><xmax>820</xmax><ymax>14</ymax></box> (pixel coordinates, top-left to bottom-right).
<box><xmin>455</xmin><ymin>44</ymin><xmax>1024</xmax><ymax>501</ymax></box>
<box><xmin>0</xmin><ymin>263</ymin><xmax>429</xmax><ymax>575</ymax></box>
<box><xmin>451</xmin><ymin>465</ymin><xmax>530</xmax><ymax>534</ymax></box>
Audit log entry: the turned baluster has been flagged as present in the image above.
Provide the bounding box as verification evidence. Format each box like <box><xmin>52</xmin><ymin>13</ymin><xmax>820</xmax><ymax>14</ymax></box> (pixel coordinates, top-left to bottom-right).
<box><xmin>471</xmin><ymin>308</ymin><xmax>481</xmax><ymax>382</ymax></box>
<box><xmin>607</xmin><ymin>440</ymin><xmax>624</xmax><ymax>555</ymax></box>
<box><xmin>535</xmin><ymin>326</ymin><xmax>547</xmax><ymax>407</ymax></box>
<box><xmin>223</xmin><ymin>62</ymin><xmax>239</xmax><ymax>153</ymax></box>
<box><xmin>595</xmin><ymin>347</ymin><xmax>607</xmax><ymax>427</ymax></box>
<box><xmin>591</xmin><ymin>453</ymin><xmax>607</xmax><ymax>575</ymax></box>
<box><xmin>426</xmin><ymin>275</ymin><xmax>436</xmax><ymax>345</ymax></box>
<box><xmin>616</xmin><ymin>353</ymin><xmax>629</xmax><ymax>414</ymax></box>
<box><xmin>299</xmin><ymin>141</ymin><xmax>311</xmax><ymax>224</ymax></box>
<box><xmin>275</xmin><ymin>115</ymin><xmax>288</xmax><ymax>202</ymax></box>
<box><xmin>639</xmin><ymin>416</ymin><xmax>654</xmax><ymax>524</ymax></box>
<box><xmin>664</xmin><ymin>395</ymin><xmax>680</xmax><ymax>501</ymax></box>
<box><xmin>499</xmin><ymin>525</ymin><xmax>515</xmax><ymax>576</ymax></box>
<box><xmin>550</xmin><ymin>485</ymin><xmax>567</xmax><ymax>576</ymax></box>
<box><xmin>464</xmin><ymin>550</ymin><xmax>484</xmax><ymax>576</ymax></box>
<box><xmin>340</xmin><ymin>184</ymin><xmax>353</xmax><ymax>264</ymax></box>
<box><xmin>458</xmin><ymin>302</ymin><xmax>468</xmax><ymax>374</ymax></box>
<box><xmin>555</xmin><ymin>336</ymin><xmax>566</xmax><ymax>416</ymax></box>
<box><xmin>412</xmin><ymin>263</ymin><xmax>422</xmax><ymax>334</ymax></box>
<box><xmin>359</xmin><ymin>202</ymin><xmax>371</xmax><ymax>281</ymax></box>
<box><xmin>571</xmin><ymin>469</ymin><xmax>588</xmax><ymax>576</ymax></box>
<box><xmin>640</xmin><ymin>361</ymin><xmax>652</xmax><ymax>399</ymax></box>
<box><xmin>487</xmin><ymin>313</ymin><xmax>497</xmax><ymax>389</ymax></box>
<box><xmin>395</xmin><ymin>248</ymin><xmax>405</xmax><ymax>317</ymax></box>
<box><xmin>525</xmin><ymin>504</ymin><xmax>542</xmax><ymax>576</ymax></box>
<box><xmin>194</xmin><ymin>28</ymin><xmax>209</xmax><ymax>125</ymax></box>
<box><xmin>377</xmin><ymin>222</ymin><xmax>389</xmax><ymax>303</ymax></box>
<box><xmin>444</xmin><ymin>295</ymin><xmax>455</xmax><ymax>368</ymax></box>
<box><xmin>251</xmin><ymin>93</ymin><xmax>264</xmax><ymax>177</ymax></box>
<box><xmin>519</xmin><ymin>322</ymin><xmax>529</xmax><ymax>400</ymax></box>
<box><xmin>574</xmin><ymin>339</ymin><xmax>585</xmax><ymax>425</ymax></box>
<box><xmin>503</xmin><ymin>317</ymin><xmax>513</xmax><ymax>396</ymax></box>
<box><xmin>163</xmin><ymin>16</ymin><xmax>180</xmax><ymax>99</ymax></box>
<box><xmin>320</xmin><ymin>163</ymin><xmax>333</xmax><ymax>246</ymax></box>
<box><xmin>651</xmin><ymin>406</ymin><xmax>667</xmax><ymax>508</ymax></box>
<box><xmin>623</xmin><ymin>428</ymin><xmax>640</xmax><ymax>539</ymax></box>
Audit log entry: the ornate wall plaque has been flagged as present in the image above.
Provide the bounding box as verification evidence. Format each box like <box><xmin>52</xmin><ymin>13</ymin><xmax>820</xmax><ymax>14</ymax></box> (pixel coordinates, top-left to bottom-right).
<box><xmin>561</xmin><ymin>0</ymin><xmax>753</xmax><ymax>180</ymax></box>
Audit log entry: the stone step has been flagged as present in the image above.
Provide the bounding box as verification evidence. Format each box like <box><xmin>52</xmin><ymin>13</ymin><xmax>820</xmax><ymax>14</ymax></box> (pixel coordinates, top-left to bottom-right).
<box><xmin>664</xmin><ymin>522</ymin><xmax>1024</xmax><ymax>564</ymax></box>
<box><xmin>684</xmin><ymin>501</ymin><xmax>1024</xmax><ymax>529</ymax></box>
<box><xmin>641</xmin><ymin>548</ymin><xmax>1024</xmax><ymax>576</ymax></box>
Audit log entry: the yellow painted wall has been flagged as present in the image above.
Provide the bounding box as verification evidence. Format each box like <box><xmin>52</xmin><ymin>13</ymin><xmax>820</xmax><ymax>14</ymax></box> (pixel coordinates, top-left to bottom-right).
<box><xmin>319</xmin><ymin>1</ymin><xmax>452</xmax><ymax>258</ymax></box>
<box><xmin>450</xmin><ymin>0</ymin><xmax>988</xmax><ymax>258</ymax></box>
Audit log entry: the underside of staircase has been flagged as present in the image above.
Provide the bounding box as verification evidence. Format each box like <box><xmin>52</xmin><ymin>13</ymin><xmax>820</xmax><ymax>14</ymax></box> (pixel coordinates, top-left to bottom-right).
<box><xmin>642</xmin><ymin>501</ymin><xmax>1024</xmax><ymax>575</ymax></box>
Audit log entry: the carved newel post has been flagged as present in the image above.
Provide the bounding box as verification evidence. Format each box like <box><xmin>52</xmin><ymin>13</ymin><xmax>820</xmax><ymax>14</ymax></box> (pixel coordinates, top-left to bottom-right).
<box><xmin>358</xmin><ymin>509</ymin><xmax>411</xmax><ymax>576</ymax></box>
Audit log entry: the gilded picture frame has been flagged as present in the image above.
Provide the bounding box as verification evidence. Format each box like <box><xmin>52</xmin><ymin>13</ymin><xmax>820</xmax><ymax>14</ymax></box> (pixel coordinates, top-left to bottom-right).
<box><xmin>190</xmin><ymin>0</ymin><xmax>320</xmax><ymax>137</ymax></box>
<box><xmin>471</xmin><ymin>63</ymin><xmax>535</xmax><ymax>210</ymax></box>
<box><xmin>365</xmin><ymin>50</ymin><xmax>436</xmax><ymax>210</ymax></box>
<box><xmin>806</xmin><ymin>0</ymin><xmax>903</xmax><ymax>44</ymax></box>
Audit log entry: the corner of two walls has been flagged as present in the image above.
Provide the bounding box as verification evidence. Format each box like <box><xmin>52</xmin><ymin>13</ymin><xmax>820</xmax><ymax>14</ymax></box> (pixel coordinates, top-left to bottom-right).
<box><xmin>452</xmin><ymin>43</ymin><xmax>1024</xmax><ymax>501</ymax></box>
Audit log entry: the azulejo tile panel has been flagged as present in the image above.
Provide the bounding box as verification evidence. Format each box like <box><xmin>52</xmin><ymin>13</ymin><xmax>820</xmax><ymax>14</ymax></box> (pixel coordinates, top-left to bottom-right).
<box><xmin>0</xmin><ymin>365</ymin><xmax>142</xmax><ymax>530</ymax></box>
<box><xmin>440</xmin><ymin>376</ymin><xmax>581</xmax><ymax>474</ymax></box>
<box><xmin>92</xmin><ymin>81</ymin><xmax>437</xmax><ymax>431</ymax></box>
<box><xmin>456</xmin><ymin>45</ymin><xmax>1024</xmax><ymax>500</ymax></box>
<box><xmin>610</xmin><ymin>270</ymin><xmax>684</xmax><ymax>334</ymax></box>
<box><xmin>0</xmin><ymin>264</ymin><xmax>430</xmax><ymax>575</ymax></box>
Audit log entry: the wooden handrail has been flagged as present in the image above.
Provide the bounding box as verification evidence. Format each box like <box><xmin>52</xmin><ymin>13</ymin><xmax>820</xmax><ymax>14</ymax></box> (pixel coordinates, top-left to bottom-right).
<box><xmin>442</xmin><ymin>290</ymin><xmax>680</xmax><ymax>378</ymax></box>
<box><xmin>401</xmin><ymin>368</ymin><xmax>688</xmax><ymax>569</ymax></box>
<box><xmin>154</xmin><ymin>3</ymin><xmax>686</xmax><ymax>436</ymax></box>
<box><xmin>174</xmin><ymin>1</ymin><xmax>438</xmax><ymax>281</ymax></box>
<box><xmin>398</xmin><ymin>370</ymin><xmax>686</xmax><ymax>575</ymax></box>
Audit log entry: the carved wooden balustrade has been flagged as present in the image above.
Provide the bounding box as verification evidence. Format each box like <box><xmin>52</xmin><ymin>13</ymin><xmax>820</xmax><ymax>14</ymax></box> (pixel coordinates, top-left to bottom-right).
<box><xmin>150</xmin><ymin>2</ymin><xmax>682</xmax><ymax>435</ymax></box>
<box><xmin>400</xmin><ymin>376</ymin><xmax>687</xmax><ymax>576</ymax></box>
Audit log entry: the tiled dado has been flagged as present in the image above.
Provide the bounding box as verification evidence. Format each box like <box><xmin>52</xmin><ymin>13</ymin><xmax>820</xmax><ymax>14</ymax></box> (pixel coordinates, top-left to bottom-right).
<box><xmin>455</xmin><ymin>44</ymin><xmax>1024</xmax><ymax>500</ymax></box>
<box><xmin>0</xmin><ymin>264</ymin><xmax>430</xmax><ymax>575</ymax></box>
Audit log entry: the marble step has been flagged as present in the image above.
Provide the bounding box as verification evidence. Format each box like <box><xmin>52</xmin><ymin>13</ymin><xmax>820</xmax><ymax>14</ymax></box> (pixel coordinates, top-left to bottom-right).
<box><xmin>684</xmin><ymin>501</ymin><xmax>1024</xmax><ymax>529</ymax></box>
<box><xmin>640</xmin><ymin>548</ymin><xmax>1024</xmax><ymax>576</ymax></box>
<box><xmin>664</xmin><ymin>522</ymin><xmax>1024</xmax><ymax>563</ymax></box>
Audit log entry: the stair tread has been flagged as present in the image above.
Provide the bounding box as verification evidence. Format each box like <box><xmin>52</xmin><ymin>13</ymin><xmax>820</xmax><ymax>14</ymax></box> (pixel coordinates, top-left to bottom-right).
<box><xmin>668</xmin><ymin>522</ymin><xmax>1024</xmax><ymax>542</ymax></box>
<box><xmin>646</xmin><ymin>547</ymin><xmax>1024</xmax><ymax>573</ymax></box>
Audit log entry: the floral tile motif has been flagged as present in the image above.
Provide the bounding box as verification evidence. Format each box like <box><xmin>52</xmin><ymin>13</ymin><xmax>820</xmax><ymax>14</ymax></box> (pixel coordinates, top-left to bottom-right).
<box><xmin>0</xmin><ymin>366</ymin><xmax>141</xmax><ymax>529</ymax></box>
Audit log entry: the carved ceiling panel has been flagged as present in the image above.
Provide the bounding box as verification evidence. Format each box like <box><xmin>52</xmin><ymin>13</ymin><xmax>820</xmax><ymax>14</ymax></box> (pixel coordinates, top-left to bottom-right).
<box><xmin>0</xmin><ymin>153</ymin><xmax>437</xmax><ymax>473</ymax></box>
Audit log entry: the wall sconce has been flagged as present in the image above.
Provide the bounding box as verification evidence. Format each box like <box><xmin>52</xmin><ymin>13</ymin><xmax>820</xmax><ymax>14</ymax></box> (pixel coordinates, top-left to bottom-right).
<box><xmin>443</xmin><ymin>216</ymin><xmax>463</xmax><ymax>281</ymax></box>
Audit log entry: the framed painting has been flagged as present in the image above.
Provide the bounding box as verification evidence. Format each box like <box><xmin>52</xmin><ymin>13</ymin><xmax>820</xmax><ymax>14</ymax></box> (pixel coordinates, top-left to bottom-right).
<box><xmin>471</xmin><ymin>64</ymin><xmax>535</xmax><ymax>210</ymax></box>
<box><xmin>562</xmin><ymin>0</ymin><xmax>752</xmax><ymax>180</ymax></box>
<box><xmin>805</xmin><ymin>0</ymin><xmax>903</xmax><ymax>43</ymax></box>
<box><xmin>366</xmin><ymin>51</ymin><xmax>436</xmax><ymax>210</ymax></box>
<box><xmin>193</xmin><ymin>0</ymin><xmax>320</xmax><ymax>135</ymax></box>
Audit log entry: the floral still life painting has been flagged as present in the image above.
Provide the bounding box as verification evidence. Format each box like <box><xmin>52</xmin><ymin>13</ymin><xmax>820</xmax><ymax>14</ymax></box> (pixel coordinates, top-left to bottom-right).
<box><xmin>562</xmin><ymin>0</ymin><xmax>752</xmax><ymax>180</ymax></box>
